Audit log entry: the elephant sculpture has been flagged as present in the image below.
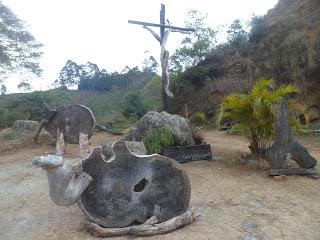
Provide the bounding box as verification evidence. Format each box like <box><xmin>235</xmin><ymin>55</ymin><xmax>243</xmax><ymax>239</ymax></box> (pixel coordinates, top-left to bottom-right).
<box><xmin>34</xmin><ymin>104</ymin><xmax>96</xmax><ymax>158</ymax></box>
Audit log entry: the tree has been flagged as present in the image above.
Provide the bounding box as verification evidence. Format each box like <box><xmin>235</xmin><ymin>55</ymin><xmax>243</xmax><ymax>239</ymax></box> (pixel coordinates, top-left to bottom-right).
<box><xmin>216</xmin><ymin>79</ymin><xmax>307</xmax><ymax>155</ymax></box>
<box><xmin>17</xmin><ymin>81</ymin><xmax>32</xmax><ymax>92</ymax></box>
<box><xmin>0</xmin><ymin>2</ymin><xmax>43</xmax><ymax>82</ymax></box>
<box><xmin>0</xmin><ymin>107</ymin><xmax>9</xmax><ymax>128</ymax></box>
<box><xmin>142</xmin><ymin>56</ymin><xmax>159</xmax><ymax>73</ymax></box>
<box><xmin>54</xmin><ymin>60</ymin><xmax>81</xmax><ymax>87</ymax></box>
<box><xmin>248</xmin><ymin>15</ymin><xmax>265</xmax><ymax>44</ymax></box>
<box><xmin>227</xmin><ymin>19</ymin><xmax>248</xmax><ymax>47</ymax></box>
<box><xmin>122</xmin><ymin>92</ymin><xmax>147</xmax><ymax>119</ymax></box>
<box><xmin>0</xmin><ymin>84</ymin><xmax>6</xmax><ymax>95</ymax></box>
<box><xmin>170</xmin><ymin>10</ymin><xmax>217</xmax><ymax>72</ymax></box>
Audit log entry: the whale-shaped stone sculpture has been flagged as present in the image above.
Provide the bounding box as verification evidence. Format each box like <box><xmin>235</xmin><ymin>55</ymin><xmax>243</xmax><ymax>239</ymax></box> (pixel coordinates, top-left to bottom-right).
<box><xmin>33</xmin><ymin>141</ymin><xmax>192</xmax><ymax>232</ymax></box>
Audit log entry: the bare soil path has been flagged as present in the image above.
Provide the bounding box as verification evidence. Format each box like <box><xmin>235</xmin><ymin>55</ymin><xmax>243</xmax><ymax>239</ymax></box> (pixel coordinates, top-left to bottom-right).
<box><xmin>0</xmin><ymin>130</ymin><xmax>319</xmax><ymax>240</ymax></box>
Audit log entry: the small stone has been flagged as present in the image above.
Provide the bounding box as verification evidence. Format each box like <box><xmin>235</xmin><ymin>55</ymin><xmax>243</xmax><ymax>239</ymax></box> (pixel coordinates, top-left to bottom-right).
<box><xmin>12</xmin><ymin>120</ymin><xmax>39</xmax><ymax>135</ymax></box>
<box><xmin>273</xmin><ymin>175</ymin><xmax>287</xmax><ymax>181</ymax></box>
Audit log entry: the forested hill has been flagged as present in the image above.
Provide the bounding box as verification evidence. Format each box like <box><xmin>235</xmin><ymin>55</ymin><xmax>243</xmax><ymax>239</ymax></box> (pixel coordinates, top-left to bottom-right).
<box><xmin>169</xmin><ymin>0</ymin><xmax>320</xmax><ymax>121</ymax></box>
<box><xmin>54</xmin><ymin>60</ymin><xmax>156</xmax><ymax>92</ymax></box>
<box><xmin>0</xmin><ymin>75</ymin><xmax>163</xmax><ymax>130</ymax></box>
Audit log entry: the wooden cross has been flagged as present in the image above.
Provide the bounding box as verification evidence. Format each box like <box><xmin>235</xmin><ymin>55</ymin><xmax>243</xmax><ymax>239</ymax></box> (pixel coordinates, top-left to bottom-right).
<box><xmin>128</xmin><ymin>4</ymin><xmax>194</xmax><ymax>112</ymax></box>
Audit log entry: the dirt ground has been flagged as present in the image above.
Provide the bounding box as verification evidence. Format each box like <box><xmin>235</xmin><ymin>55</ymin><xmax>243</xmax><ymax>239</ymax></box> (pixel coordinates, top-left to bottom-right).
<box><xmin>0</xmin><ymin>130</ymin><xmax>319</xmax><ymax>240</ymax></box>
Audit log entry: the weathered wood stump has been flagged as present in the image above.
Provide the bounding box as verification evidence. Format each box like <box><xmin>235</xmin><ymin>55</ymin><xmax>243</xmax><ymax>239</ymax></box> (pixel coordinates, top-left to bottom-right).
<box><xmin>78</xmin><ymin>142</ymin><xmax>191</xmax><ymax>228</ymax></box>
<box><xmin>266</xmin><ymin>101</ymin><xmax>317</xmax><ymax>170</ymax></box>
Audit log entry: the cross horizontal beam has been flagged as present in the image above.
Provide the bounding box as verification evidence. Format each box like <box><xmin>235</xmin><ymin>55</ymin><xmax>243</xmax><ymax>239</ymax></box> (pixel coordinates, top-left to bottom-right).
<box><xmin>128</xmin><ymin>20</ymin><xmax>195</xmax><ymax>32</ymax></box>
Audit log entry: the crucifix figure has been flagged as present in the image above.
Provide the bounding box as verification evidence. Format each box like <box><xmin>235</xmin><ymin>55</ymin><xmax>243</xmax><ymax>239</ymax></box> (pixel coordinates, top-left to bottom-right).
<box><xmin>129</xmin><ymin>4</ymin><xmax>194</xmax><ymax>112</ymax></box>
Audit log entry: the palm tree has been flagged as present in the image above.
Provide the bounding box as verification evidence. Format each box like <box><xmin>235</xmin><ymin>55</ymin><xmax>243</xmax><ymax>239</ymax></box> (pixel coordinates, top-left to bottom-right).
<box><xmin>216</xmin><ymin>79</ymin><xmax>307</xmax><ymax>155</ymax></box>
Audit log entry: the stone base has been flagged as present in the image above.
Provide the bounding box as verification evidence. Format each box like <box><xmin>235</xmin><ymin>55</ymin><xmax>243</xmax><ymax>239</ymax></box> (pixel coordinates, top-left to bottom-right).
<box><xmin>163</xmin><ymin>144</ymin><xmax>212</xmax><ymax>163</ymax></box>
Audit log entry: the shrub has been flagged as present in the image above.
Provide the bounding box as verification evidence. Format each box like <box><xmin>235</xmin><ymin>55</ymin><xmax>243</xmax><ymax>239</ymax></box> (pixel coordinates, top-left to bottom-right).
<box><xmin>2</xmin><ymin>130</ymin><xmax>16</xmax><ymax>140</ymax></box>
<box><xmin>122</xmin><ymin>92</ymin><xmax>147</xmax><ymax>119</ymax></box>
<box><xmin>228</xmin><ymin>124</ymin><xmax>242</xmax><ymax>135</ymax></box>
<box><xmin>0</xmin><ymin>108</ymin><xmax>9</xmax><ymax>128</ymax></box>
<box><xmin>0</xmin><ymin>89</ymin><xmax>71</xmax><ymax>128</ymax></box>
<box><xmin>216</xmin><ymin>79</ymin><xmax>307</xmax><ymax>155</ymax></box>
<box><xmin>196</xmin><ymin>112</ymin><xmax>207</xmax><ymax>125</ymax></box>
<box><xmin>144</xmin><ymin>127</ymin><xmax>174</xmax><ymax>154</ymax></box>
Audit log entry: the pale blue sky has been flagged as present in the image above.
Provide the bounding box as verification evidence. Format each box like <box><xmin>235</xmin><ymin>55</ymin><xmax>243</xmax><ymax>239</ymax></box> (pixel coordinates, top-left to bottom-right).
<box><xmin>3</xmin><ymin>0</ymin><xmax>278</xmax><ymax>92</ymax></box>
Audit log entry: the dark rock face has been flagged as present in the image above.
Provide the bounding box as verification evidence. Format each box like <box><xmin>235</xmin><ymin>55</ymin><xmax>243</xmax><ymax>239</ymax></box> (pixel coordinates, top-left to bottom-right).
<box><xmin>78</xmin><ymin>142</ymin><xmax>191</xmax><ymax>228</ymax></box>
<box><xmin>12</xmin><ymin>120</ymin><xmax>39</xmax><ymax>135</ymax></box>
<box><xmin>44</xmin><ymin>105</ymin><xmax>95</xmax><ymax>144</ymax></box>
<box><xmin>123</xmin><ymin>111</ymin><xmax>194</xmax><ymax>146</ymax></box>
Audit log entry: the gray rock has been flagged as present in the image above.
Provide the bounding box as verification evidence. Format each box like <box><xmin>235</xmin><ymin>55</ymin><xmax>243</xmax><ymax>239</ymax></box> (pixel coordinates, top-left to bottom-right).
<box><xmin>123</xmin><ymin>111</ymin><xmax>194</xmax><ymax>146</ymax></box>
<box><xmin>308</xmin><ymin>106</ymin><xmax>320</xmax><ymax>121</ymax></box>
<box><xmin>12</xmin><ymin>120</ymin><xmax>39</xmax><ymax>135</ymax></box>
<box><xmin>102</xmin><ymin>141</ymin><xmax>147</xmax><ymax>159</ymax></box>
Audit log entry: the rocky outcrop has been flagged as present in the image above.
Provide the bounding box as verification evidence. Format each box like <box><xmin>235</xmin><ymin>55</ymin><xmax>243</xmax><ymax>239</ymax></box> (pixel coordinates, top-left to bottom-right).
<box><xmin>123</xmin><ymin>111</ymin><xmax>194</xmax><ymax>146</ymax></box>
<box><xmin>12</xmin><ymin>120</ymin><xmax>39</xmax><ymax>135</ymax></box>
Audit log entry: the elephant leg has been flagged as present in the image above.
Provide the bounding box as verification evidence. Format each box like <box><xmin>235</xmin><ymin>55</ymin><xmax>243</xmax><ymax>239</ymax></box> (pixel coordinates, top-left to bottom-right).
<box><xmin>56</xmin><ymin>129</ymin><xmax>66</xmax><ymax>156</ymax></box>
<box><xmin>79</xmin><ymin>132</ymin><xmax>90</xmax><ymax>159</ymax></box>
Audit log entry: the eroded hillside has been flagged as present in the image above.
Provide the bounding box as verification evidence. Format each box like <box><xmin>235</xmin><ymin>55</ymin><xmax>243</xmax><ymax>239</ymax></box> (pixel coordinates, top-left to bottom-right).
<box><xmin>170</xmin><ymin>0</ymin><xmax>320</xmax><ymax>121</ymax></box>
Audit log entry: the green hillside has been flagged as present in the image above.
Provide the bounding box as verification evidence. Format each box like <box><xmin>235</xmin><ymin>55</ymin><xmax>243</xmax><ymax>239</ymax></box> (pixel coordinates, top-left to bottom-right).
<box><xmin>0</xmin><ymin>75</ymin><xmax>162</xmax><ymax>130</ymax></box>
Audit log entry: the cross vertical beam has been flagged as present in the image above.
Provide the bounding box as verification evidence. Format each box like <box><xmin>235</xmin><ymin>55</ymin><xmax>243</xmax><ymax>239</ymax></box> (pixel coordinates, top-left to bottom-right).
<box><xmin>128</xmin><ymin>4</ymin><xmax>194</xmax><ymax>113</ymax></box>
<box><xmin>160</xmin><ymin>4</ymin><xmax>168</xmax><ymax>111</ymax></box>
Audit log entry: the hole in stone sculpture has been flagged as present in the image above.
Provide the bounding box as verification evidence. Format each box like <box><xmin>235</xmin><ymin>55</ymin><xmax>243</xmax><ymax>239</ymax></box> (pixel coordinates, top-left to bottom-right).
<box><xmin>133</xmin><ymin>178</ymin><xmax>148</xmax><ymax>192</ymax></box>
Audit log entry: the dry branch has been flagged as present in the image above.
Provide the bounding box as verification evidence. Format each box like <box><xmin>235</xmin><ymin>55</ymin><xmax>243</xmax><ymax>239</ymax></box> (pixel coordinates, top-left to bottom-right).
<box><xmin>84</xmin><ymin>208</ymin><xmax>199</xmax><ymax>237</ymax></box>
<box><xmin>95</xmin><ymin>124</ymin><xmax>122</xmax><ymax>135</ymax></box>
<box><xmin>270</xmin><ymin>168</ymin><xmax>317</xmax><ymax>176</ymax></box>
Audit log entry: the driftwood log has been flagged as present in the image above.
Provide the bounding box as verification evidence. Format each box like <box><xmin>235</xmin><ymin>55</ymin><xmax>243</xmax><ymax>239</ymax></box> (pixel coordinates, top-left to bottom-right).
<box><xmin>95</xmin><ymin>124</ymin><xmax>122</xmax><ymax>135</ymax></box>
<box><xmin>84</xmin><ymin>208</ymin><xmax>198</xmax><ymax>237</ymax></box>
<box><xmin>266</xmin><ymin>101</ymin><xmax>317</xmax><ymax>170</ymax></box>
<box><xmin>78</xmin><ymin>142</ymin><xmax>191</xmax><ymax>228</ymax></box>
<box><xmin>270</xmin><ymin>168</ymin><xmax>316</xmax><ymax>176</ymax></box>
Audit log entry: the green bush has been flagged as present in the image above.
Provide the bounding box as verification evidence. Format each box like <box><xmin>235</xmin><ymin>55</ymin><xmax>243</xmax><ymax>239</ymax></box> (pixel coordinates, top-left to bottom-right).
<box><xmin>0</xmin><ymin>108</ymin><xmax>9</xmax><ymax>128</ymax></box>
<box><xmin>2</xmin><ymin>130</ymin><xmax>16</xmax><ymax>140</ymax></box>
<box><xmin>228</xmin><ymin>124</ymin><xmax>242</xmax><ymax>135</ymax></box>
<box><xmin>196</xmin><ymin>112</ymin><xmax>207</xmax><ymax>125</ymax></box>
<box><xmin>216</xmin><ymin>79</ymin><xmax>307</xmax><ymax>155</ymax></box>
<box><xmin>144</xmin><ymin>127</ymin><xmax>174</xmax><ymax>154</ymax></box>
<box><xmin>122</xmin><ymin>92</ymin><xmax>147</xmax><ymax>119</ymax></box>
<box><xmin>0</xmin><ymin>89</ymin><xmax>71</xmax><ymax>128</ymax></box>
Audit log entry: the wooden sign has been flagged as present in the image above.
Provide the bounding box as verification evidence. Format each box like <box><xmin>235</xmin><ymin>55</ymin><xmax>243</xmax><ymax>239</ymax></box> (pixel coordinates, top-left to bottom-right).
<box><xmin>163</xmin><ymin>144</ymin><xmax>212</xmax><ymax>163</ymax></box>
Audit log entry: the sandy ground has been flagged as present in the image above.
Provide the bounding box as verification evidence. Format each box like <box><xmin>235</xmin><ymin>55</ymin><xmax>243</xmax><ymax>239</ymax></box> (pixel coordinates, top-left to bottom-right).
<box><xmin>0</xmin><ymin>130</ymin><xmax>319</xmax><ymax>240</ymax></box>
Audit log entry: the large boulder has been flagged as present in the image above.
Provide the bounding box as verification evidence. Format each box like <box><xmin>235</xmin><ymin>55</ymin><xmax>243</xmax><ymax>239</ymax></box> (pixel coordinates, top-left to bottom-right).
<box><xmin>12</xmin><ymin>120</ymin><xmax>39</xmax><ymax>135</ymax></box>
<box><xmin>123</xmin><ymin>111</ymin><xmax>194</xmax><ymax>146</ymax></box>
